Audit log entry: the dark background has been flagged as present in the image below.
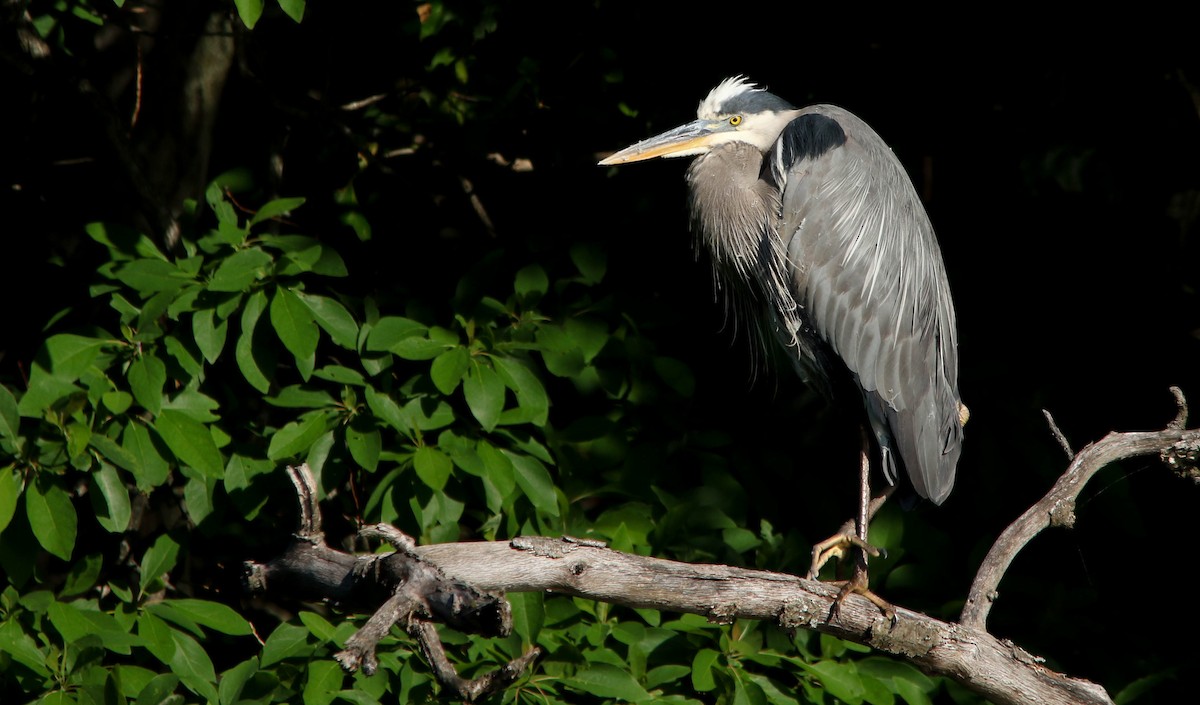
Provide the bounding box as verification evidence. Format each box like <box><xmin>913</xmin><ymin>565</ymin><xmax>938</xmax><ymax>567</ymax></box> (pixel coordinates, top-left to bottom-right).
<box><xmin>4</xmin><ymin>3</ymin><xmax>1198</xmax><ymax>700</ymax></box>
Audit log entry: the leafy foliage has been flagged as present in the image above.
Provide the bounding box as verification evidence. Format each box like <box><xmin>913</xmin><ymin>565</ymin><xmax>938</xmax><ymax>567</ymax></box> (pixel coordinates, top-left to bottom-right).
<box><xmin>1</xmin><ymin>173</ymin><xmax>961</xmax><ymax>703</ymax></box>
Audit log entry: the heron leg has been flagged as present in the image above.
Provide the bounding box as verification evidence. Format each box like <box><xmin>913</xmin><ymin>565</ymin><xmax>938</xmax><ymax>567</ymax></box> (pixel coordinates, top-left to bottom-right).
<box><xmin>807</xmin><ymin>429</ymin><xmax>897</xmax><ymax>620</ymax></box>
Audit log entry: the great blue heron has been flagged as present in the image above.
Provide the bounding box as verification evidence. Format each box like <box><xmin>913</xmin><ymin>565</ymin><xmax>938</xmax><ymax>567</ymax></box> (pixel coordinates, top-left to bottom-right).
<box><xmin>600</xmin><ymin>77</ymin><xmax>966</xmax><ymax>612</ymax></box>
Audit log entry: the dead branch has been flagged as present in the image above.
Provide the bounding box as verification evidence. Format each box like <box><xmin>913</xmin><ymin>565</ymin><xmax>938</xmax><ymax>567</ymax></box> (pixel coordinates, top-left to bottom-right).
<box><xmin>245</xmin><ymin>389</ymin><xmax>1199</xmax><ymax>705</ymax></box>
<box><xmin>415</xmin><ymin>538</ymin><xmax>1110</xmax><ymax>705</ymax></box>
<box><xmin>243</xmin><ymin>466</ymin><xmax>540</xmax><ymax>702</ymax></box>
<box><xmin>960</xmin><ymin>387</ymin><xmax>1200</xmax><ymax>630</ymax></box>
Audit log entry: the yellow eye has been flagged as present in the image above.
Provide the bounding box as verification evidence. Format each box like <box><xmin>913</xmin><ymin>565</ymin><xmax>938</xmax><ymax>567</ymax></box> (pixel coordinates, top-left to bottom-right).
<box><xmin>729</xmin><ymin>115</ymin><xmax>742</xmax><ymax>126</ymax></box>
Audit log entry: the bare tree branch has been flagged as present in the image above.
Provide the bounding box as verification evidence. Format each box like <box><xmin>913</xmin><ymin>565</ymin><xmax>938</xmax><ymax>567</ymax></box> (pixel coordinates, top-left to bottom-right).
<box><xmin>246</xmin><ymin>390</ymin><xmax>1199</xmax><ymax>705</ymax></box>
<box><xmin>961</xmin><ymin>388</ymin><xmax>1200</xmax><ymax>631</ymax></box>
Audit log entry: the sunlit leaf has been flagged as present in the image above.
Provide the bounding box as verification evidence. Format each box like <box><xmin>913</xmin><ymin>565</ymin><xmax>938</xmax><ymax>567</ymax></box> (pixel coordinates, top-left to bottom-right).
<box><xmin>0</xmin><ymin>466</ymin><xmax>20</xmax><ymax>533</ymax></box>
<box><xmin>0</xmin><ymin>383</ymin><xmax>22</xmax><ymax>442</ymax></box>
<box><xmin>43</xmin><ymin>334</ymin><xmax>107</xmax><ymax>380</ymax></box>
<box><xmin>208</xmin><ymin>248</ymin><xmax>273</xmax><ymax>292</ymax></box>
<box><xmin>233</xmin><ymin>0</ymin><xmax>265</xmax><ymax>29</ymax></box>
<box><xmin>161</xmin><ymin>598</ymin><xmax>254</xmax><ymax>636</ymax></box>
<box><xmin>128</xmin><ymin>352</ymin><xmax>167</xmax><ymax>414</ymax></box>
<box><xmin>430</xmin><ymin>347</ymin><xmax>469</xmax><ymax>395</ymax></box>
<box><xmin>236</xmin><ymin>289</ymin><xmax>272</xmax><ymax>393</ymax></box>
<box><xmin>123</xmin><ymin>420</ymin><xmax>171</xmax><ymax>489</ymax></box>
<box><xmin>26</xmin><ymin>474</ymin><xmax>77</xmax><ymax>560</ymax></box>
<box><xmin>365</xmin><ymin>316</ymin><xmax>425</xmax><ymax>352</ymax></box>
<box><xmin>413</xmin><ymin>445</ymin><xmax>452</xmax><ymax>491</ymax></box>
<box><xmin>90</xmin><ymin>461</ymin><xmax>131</xmax><ymax>533</ymax></box>
<box><xmin>249</xmin><ymin>196</ymin><xmax>306</xmax><ymax>226</ymax></box>
<box><xmin>296</xmin><ymin>291</ymin><xmax>358</xmax><ymax>349</ymax></box>
<box><xmin>171</xmin><ymin>628</ymin><xmax>219</xmax><ymax>703</ymax></box>
<box><xmin>493</xmin><ymin>355</ymin><xmax>548</xmax><ymax>426</ymax></box>
<box><xmin>303</xmin><ymin>659</ymin><xmax>343</xmax><ymax>705</ymax></box>
<box><xmin>345</xmin><ymin>421</ymin><xmax>381</xmax><ymax>472</ymax></box>
<box><xmin>261</xmin><ymin>621</ymin><xmax>312</xmax><ymax>667</ymax></box>
<box><xmin>270</xmin><ymin>287</ymin><xmax>318</xmax><ymax>380</ymax></box>
<box><xmin>115</xmin><ymin>259</ymin><xmax>193</xmax><ymax>295</ymax></box>
<box><xmin>140</xmin><ymin>532</ymin><xmax>181</xmax><ymax>595</ymax></box>
<box><xmin>192</xmin><ymin>308</ymin><xmax>229</xmax><ymax>363</ymax></box>
<box><xmin>268</xmin><ymin>411</ymin><xmax>333</xmax><ymax>460</ymax></box>
<box><xmin>155</xmin><ymin>409</ymin><xmax>224</xmax><ymax>478</ymax></box>
<box><xmin>463</xmin><ymin>360</ymin><xmax>504</xmax><ymax>431</ymax></box>
<box><xmin>562</xmin><ymin>663</ymin><xmax>651</xmax><ymax>702</ymax></box>
<box><xmin>502</xmin><ymin>450</ymin><xmax>558</xmax><ymax>516</ymax></box>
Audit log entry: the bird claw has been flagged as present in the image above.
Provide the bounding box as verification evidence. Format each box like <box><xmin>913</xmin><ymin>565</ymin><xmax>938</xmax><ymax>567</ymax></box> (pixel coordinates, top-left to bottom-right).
<box><xmin>826</xmin><ymin>567</ymin><xmax>897</xmax><ymax>624</ymax></box>
<box><xmin>807</xmin><ymin>529</ymin><xmax>884</xmax><ymax>580</ymax></box>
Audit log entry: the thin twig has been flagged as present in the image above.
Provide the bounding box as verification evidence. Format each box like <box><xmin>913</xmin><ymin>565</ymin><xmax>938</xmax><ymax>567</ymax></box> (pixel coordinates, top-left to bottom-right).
<box><xmin>1042</xmin><ymin>409</ymin><xmax>1074</xmax><ymax>458</ymax></box>
<box><xmin>962</xmin><ymin>390</ymin><xmax>1199</xmax><ymax>630</ymax></box>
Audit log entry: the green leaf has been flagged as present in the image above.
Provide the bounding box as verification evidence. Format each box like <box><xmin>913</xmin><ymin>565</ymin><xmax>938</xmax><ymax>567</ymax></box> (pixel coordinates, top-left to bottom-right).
<box><xmin>249</xmin><ymin>196</ymin><xmax>306</xmax><ymax>226</ymax></box>
<box><xmin>296</xmin><ymin>291</ymin><xmax>358</xmax><ymax>349</ymax></box>
<box><xmin>115</xmin><ymin>258</ymin><xmax>193</xmax><ymax>295</ymax></box>
<box><xmin>218</xmin><ymin>658</ymin><xmax>259</xmax><ymax>705</ymax></box>
<box><xmin>298</xmin><ymin>611</ymin><xmax>339</xmax><ymax>644</ymax></box>
<box><xmin>514</xmin><ymin>264</ymin><xmax>548</xmax><ymax>300</ymax></box>
<box><xmin>26</xmin><ymin>474</ymin><xmax>77</xmax><ymax>560</ymax></box>
<box><xmin>502</xmin><ymin>450</ymin><xmax>558</xmax><ymax>516</ymax></box>
<box><xmin>493</xmin><ymin>355</ymin><xmax>548</xmax><ymax>426</ymax></box>
<box><xmin>123</xmin><ymin>420</ymin><xmax>171</xmax><ymax>489</ymax></box>
<box><xmin>691</xmin><ymin>648</ymin><xmax>720</xmax><ymax>691</ymax></box>
<box><xmin>413</xmin><ymin>446</ymin><xmax>452</xmax><ymax>491</ymax></box>
<box><xmin>563</xmin><ymin>663</ymin><xmax>651</xmax><ymax>702</ymax></box>
<box><xmin>192</xmin><ymin>308</ymin><xmax>229</xmax><ymax>363</ymax></box>
<box><xmin>162</xmin><ymin>388</ymin><xmax>221</xmax><ymax>423</ymax></box>
<box><xmin>155</xmin><ymin>409</ymin><xmax>224</xmax><ymax>478</ymax></box>
<box><xmin>140</xmin><ymin>532</ymin><xmax>181</xmax><ymax>595</ymax></box>
<box><xmin>128</xmin><ymin>353</ymin><xmax>167</xmax><ymax>414</ymax></box>
<box><xmin>236</xmin><ymin>290</ymin><xmax>272</xmax><ymax>393</ymax></box>
<box><xmin>86</xmin><ymin>221</ymin><xmax>164</xmax><ymax>261</ymax></box>
<box><xmin>345</xmin><ymin>422</ymin><xmax>381</xmax><ymax>473</ymax></box>
<box><xmin>365</xmin><ymin>316</ymin><xmax>425</xmax><ymax>352</ymax></box>
<box><xmin>101</xmin><ymin>390</ymin><xmax>133</xmax><ymax>414</ymax></box>
<box><xmin>507</xmin><ymin>591</ymin><xmax>544</xmax><ymax>643</ymax></box>
<box><xmin>570</xmin><ymin>241</ymin><xmax>607</xmax><ymax>284</ymax></box>
<box><xmin>208</xmin><ymin>248</ymin><xmax>274</xmax><ymax>292</ymax></box>
<box><xmin>364</xmin><ymin>387</ymin><xmax>411</xmax><ymax>438</ymax></box>
<box><xmin>161</xmin><ymin>598</ymin><xmax>253</xmax><ymax>636</ymax></box>
<box><xmin>463</xmin><ymin>361</ymin><xmax>504</xmax><ymax>431</ymax></box>
<box><xmin>171</xmin><ymin>628</ymin><xmax>219</xmax><ymax>703</ymax></box>
<box><xmin>261</xmin><ymin>621</ymin><xmax>311</xmax><ymax>667</ymax></box>
<box><xmin>271</xmin><ymin>287</ymin><xmax>318</xmax><ymax>379</ymax></box>
<box><xmin>90</xmin><ymin>462</ymin><xmax>131</xmax><ymax>533</ymax></box>
<box><xmin>61</xmin><ymin>552</ymin><xmax>103</xmax><ymax>596</ymax></box>
<box><xmin>391</xmin><ymin>335</ymin><xmax>450</xmax><ymax>361</ymax></box>
<box><xmin>430</xmin><ymin>347</ymin><xmax>470</xmax><ymax>395</ymax></box>
<box><xmin>0</xmin><ymin>619</ymin><xmax>51</xmax><ymax>676</ymax></box>
<box><xmin>233</xmin><ymin>0</ymin><xmax>265</xmax><ymax>28</ymax></box>
<box><xmin>16</xmin><ymin>368</ymin><xmax>82</xmax><ymax>418</ymax></box>
<box><xmin>566</xmin><ymin>316</ymin><xmax>609</xmax><ymax>364</ymax></box>
<box><xmin>0</xmin><ymin>466</ymin><xmax>21</xmax><ymax>534</ymax></box>
<box><xmin>48</xmin><ymin>600</ymin><xmax>139</xmax><ymax>654</ymax></box>
<box><xmin>268</xmin><ymin>411</ymin><xmax>332</xmax><ymax>460</ymax></box>
<box><xmin>267</xmin><ymin>385</ymin><xmax>337</xmax><ymax>409</ymax></box>
<box><xmin>276</xmin><ymin>0</ymin><xmax>306</xmax><ymax>23</ymax></box>
<box><xmin>0</xmin><ymin>383</ymin><xmax>21</xmax><ymax>441</ymax></box>
<box><xmin>303</xmin><ymin>659</ymin><xmax>343</xmax><ymax>705</ymax></box>
<box><xmin>803</xmin><ymin>659</ymin><xmax>865</xmax><ymax>704</ymax></box>
<box><xmin>43</xmin><ymin>334</ymin><xmax>107</xmax><ymax>380</ymax></box>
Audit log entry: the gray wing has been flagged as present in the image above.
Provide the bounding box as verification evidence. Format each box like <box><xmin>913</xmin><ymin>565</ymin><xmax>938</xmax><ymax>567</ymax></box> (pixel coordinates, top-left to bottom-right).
<box><xmin>771</xmin><ymin>104</ymin><xmax>963</xmax><ymax>504</ymax></box>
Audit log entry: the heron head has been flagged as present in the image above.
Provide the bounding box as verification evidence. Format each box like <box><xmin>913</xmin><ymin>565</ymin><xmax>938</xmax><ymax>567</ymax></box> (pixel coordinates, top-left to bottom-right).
<box><xmin>599</xmin><ymin>77</ymin><xmax>799</xmax><ymax>165</ymax></box>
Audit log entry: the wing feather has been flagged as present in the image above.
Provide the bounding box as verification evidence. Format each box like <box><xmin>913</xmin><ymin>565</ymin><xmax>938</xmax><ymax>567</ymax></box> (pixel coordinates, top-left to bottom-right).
<box><xmin>773</xmin><ymin>106</ymin><xmax>963</xmax><ymax>503</ymax></box>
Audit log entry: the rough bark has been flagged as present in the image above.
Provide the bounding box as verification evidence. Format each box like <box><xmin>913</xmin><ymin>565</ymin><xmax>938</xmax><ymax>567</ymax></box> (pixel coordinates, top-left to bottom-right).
<box><xmin>244</xmin><ymin>389</ymin><xmax>1200</xmax><ymax>705</ymax></box>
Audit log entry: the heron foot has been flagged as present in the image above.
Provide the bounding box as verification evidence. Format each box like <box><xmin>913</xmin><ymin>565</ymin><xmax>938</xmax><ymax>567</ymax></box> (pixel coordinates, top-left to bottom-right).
<box><xmin>806</xmin><ymin>521</ymin><xmax>885</xmax><ymax>581</ymax></box>
<box><xmin>827</xmin><ymin>565</ymin><xmax>897</xmax><ymax>624</ymax></box>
